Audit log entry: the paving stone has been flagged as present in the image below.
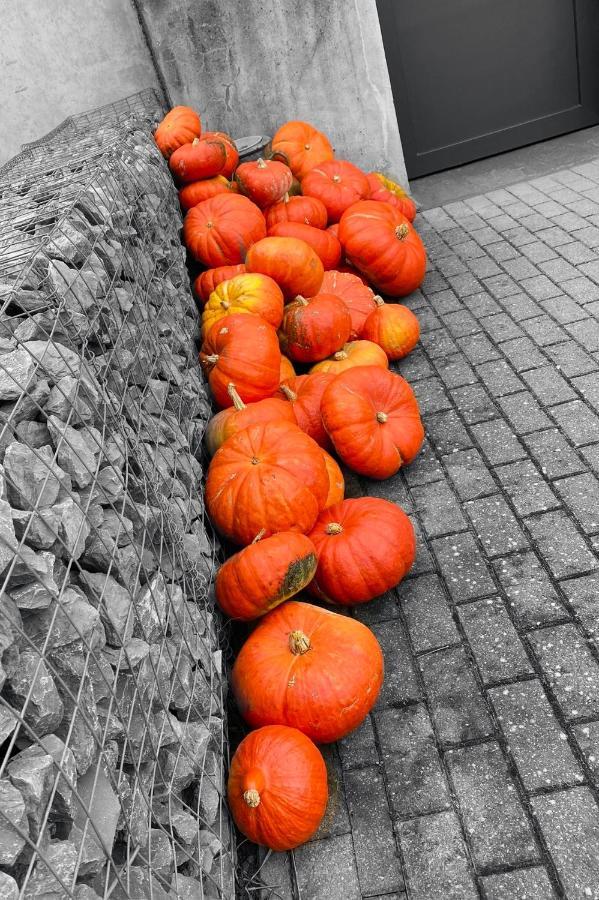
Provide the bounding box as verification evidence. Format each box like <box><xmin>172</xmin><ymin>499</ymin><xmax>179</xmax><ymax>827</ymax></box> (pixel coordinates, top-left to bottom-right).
<box><xmin>533</xmin><ymin>787</ymin><xmax>599</xmax><ymax>900</ymax></box>
<box><xmin>412</xmin><ymin>377</ymin><xmax>453</xmax><ymax>415</ymax></box>
<box><xmin>397</xmin><ymin>811</ymin><xmax>478</xmax><ymax>900</ymax></box>
<box><xmin>523</xmin><ymin>428</ymin><xmax>586</xmax><ymax>479</ymax></box>
<box><xmin>435</xmin><ymin>353</ymin><xmax>477</xmax><ymax>389</ymax></box>
<box><xmin>560</xmin><ymin>572</ymin><xmax>599</xmax><ymax>647</ymax></box>
<box><xmin>257</xmin><ymin>851</ymin><xmax>294</xmax><ymax>900</ymax></box>
<box><xmin>529</xmin><ymin>624</ymin><xmax>599</xmax><ymax>720</ymax></box>
<box><xmin>493</xmin><ymin>551</ymin><xmax>568</xmax><ymax>628</ymax></box>
<box><xmin>572</xmin><ymin>721</ymin><xmax>599</xmax><ymax>786</ymax></box>
<box><xmin>502</xmin><ymin>256</ymin><xmax>542</xmax><ymax>280</ymax></box>
<box><xmin>419</xmin><ymin>645</ymin><xmax>493</xmax><ymax>744</ymax></box>
<box><xmin>497</xmin><ymin>390</ymin><xmax>553</xmax><ymax>435</ymax></box>
<box><xmin>457</xmin><ymin>332</ymin><xmax>502</xmax><ymax>365</ymax></box>
<box><xmin>371</xmin><ymin>620</ymin><xmax>421</xmax><ymax>707</ymax></box>
<box><xmin>489</xmin><ymin>680</ymin><xmax>581</xmax><ymax>790</ymax></box>
<box><xmin>544</xmin><ymin>340</ymin><xmax>598</xmax><ymax>377</ymax></box>
<box><xmin>563</xmin><ymin>276</ymin><xmax>599</xmax><ymax>304</ymax></box>
<box><xmin>525</xmin><ymin>510</ymin><xmax>597</xmax><ymax>580</ymax></box>
<box><xmin>415</xmin><ymin>308</ymin><xmax>442</xmax><ymax>334</ymax></box>
<box><xmin>338</xmin><ymin>715</ymin><xmax>379</xmax><ymax>771</ymax></box>
<box><xmin>480</xmin><ymin>312</ymin><xmax>524</xmax><ymax>343</ymax></box>
<box><xmin>557</xmin><ymin>241</ymin><xmax>597</xmax><ymax>265</ymax></box>
<box><xmin>458</xmin><ymin>597</ymin><xmax>533</xmax><ymax>684</ymax></box>
<box><xmin>465</xmin><ymin>495</ymin><xmax>529</xmax><ymax>557</ymax></box>
<box><xmin>522</xmin><ymin>240</ymin><xmax>560</xmax><ymax>264</ymax></box>
<box><xmin>424</xmin><ymin>409</ymin><xmax>473</xmax><ymax>455</ymax></box>
<box><xmin>409</xmin><ymin>518</ymin><xmax>436</xmax><ymax>577</ymax></box>
<box><xmin>536</xmin><ymin>225</ymin><xmax>575</xmax><ymax>248</ymax></box>
<box><xmin>412</xmin><ymin>480</ymin><xmax>467</xmax><ymax>538</ymax></box>
<box><xmin>471</xmin><ymin>418</ymin><xmax>526</xmax><ymax>466</ymax></box>
<box><xmin>443</xmin><ymin>448</ymin><xmax>496</xmax><ymax>501</ymax></box>
<box><xmin>400</xmin><ymin>573</ymin><xmax>459</xmax><ymax>654</ymax></box>
<box><xmin>500</xmin><ymin>291</ymin><xmax>545</xmax><ymax>321</ymax></box>
<box><xmin>397</xmin><ymin>347</ymin><xmax>435</xmax><ymax>382</ymax></box>
<box><xmin>447</xmin><ymin>272</ymin><xmax>483</xmax><ymax>298</ymax></box>
<box><xmin>484</xmin><ymin>273</ymin><xmax>522</xmax><ymax>299</ymax></box>
<box><xmin>495</xmin><ymin>459</ymin><xmax>560</xmax><ymax>516</ymax></box>
<box><xmin>449</xmin><ymin>383</ymin><xmax>497</xmax><ymax>424</ymax></box>
<box><xmin>442</xmin><ymin>309</ymin><xmax>481</xmax><ymax>338</ymax></box>
<box><xmin>401</xmin><ymin>439</ymin><xmax>444</xmax><ymax>488</ymax></box>
<box><xmin>521</xmin><ymin>315</ymin><xmax>568</xmax><ymax>347</ymax></box>
<box><xmin>420</xmin><ymin>328</ymin><xmax>459</xmax><ymax>358</ymax></box>
<box><xmin>475</xmin><ymin>360</ymin><xmax>524</xmax><ymax>398</ymax></box>
<box><xmin>468</xmin><ymin>256</ymin><xmax>503</xmax><ymax>279</ymax></box>
<box><xmin>554</xmin><ymin>473</ymin><xmax>599</xmax><ymax>534</ymax></box>
<box><xmin>353</xmin><ymin>589</ymin><xmax>400</xmax><ymax>626</ymax></box>
<box><xmin>572</xmin><ymin>373</ymin><xmax>599</xmax><ymax>412</ymax></box>
<box><xmin>294</xmin><ymin>833</ymin><xmax>361</xmax><ymax>900</ymax></box>
<box><xmin>461</xmin><ymin>291</ymin><xmax>503</xmax><ymax>317</ymax></box>
<box><xmin>541</xmin><ymin>295</ymin><xmax>588</xmax><ymax>326</ymax></box>
<box><xmin>521</xmin><ymin>366</ymin><xmax>577</xmax><ymax>405</ymax></box>
<box><xmin>487</xmin><ymin>240</ymin><xmax>521</xmax><ymax>262</ymax></box>
<box><xmin>498</xmin><ymin>336</ymin><xmax>546</xmax><ymax>372</ymax></box>
<box><xmin>550</xmin><ymin>400</ymin><xmax>599</xmax><ymax>446</ymax></box>
<box><xmin>314</xmin><ymin>745</ymin><xmax>351</xmax><ymax>840</ymax></box>
<box><xmin>481</xmin><ymin>867</ymin><xmax>557</xmax><ymax>900</ymax></box>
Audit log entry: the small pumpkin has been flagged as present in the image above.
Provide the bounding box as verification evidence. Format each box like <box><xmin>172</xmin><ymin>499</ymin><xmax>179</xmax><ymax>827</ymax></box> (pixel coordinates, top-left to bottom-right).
<box><xmin>235</xmin><ymin>158</ymin><xmax>293</xmax><ymax>208</ymax></box>
<box><xmin>338</xmin><ymin>200</ymin><xmax>426</xmax><ymax>296</ymax></box>
<box><xmin>267</xmin><ymin>121</ymin><xmax>334</xmax><ymax>179</ymax></box>
<box><xmin>268</xmin><ymin>221</ymin><xmax>342</xmax><ymax>270</ymax></box>
<box><xmin>322</xmin><ymin>450</ymin><xmax>344</xmax><ymax>507</ymax></box>
<box><xmin>232</xmin><ymin>600</ymin><xmax>384</xmax><ymax>742</ymax></box>
<box><xmin>279</xmin><ymin>294</ymin><xmax>351</xmax><ymax>363</ymax></box>
<box><xmin>228</xmin><ymin>725</ymin><xmax>328</xmax><ymax>851</ymax></box>
<box><xmin>199</xmin><ymin>314</ymin><xmax>281</xmax><ymax>408</ymax></box>
<box><xmin>265</xmin><ymin>194</ymin><xmax>328</xmax><ymax>230</ymax></box>
<box><xmin>277</xmin><ymin>372</ymin><xmax>336</xmax><ymax>448</ymax></box>
<box><xmin>361</xmin><ymin>296</ymin><xmax>420</xmax><ymax>360</ymax></box>
<box><xmin>302</xmin><ymin>160</ymin><xmax>370</xmax><ymax>223</ymax></box>
<box><xmin>154</xmin><ymin>106</ymin><xmax>202</xmax><ymax>158</ymax></box>
<box><xmin>367</xmin><ymin>172</ymin><xmax>417</xmax><ymax>222</ymax></box>
<box><xmin>201</xmin><ymin>130</ymin><xmax>239</xmax><ymax>178</ymax></box>
<box><xmin>246</xmin><ymin>236</ymin><xmax>324</xmax><ymax>300</ymax></box>
<box><xmin>202</xmin><ymin>273</ymin><xmax>284</xmax><ymax>335</ymax></box>
<box><xmin>194</xmin><ymin>264</ymin><xmax>246</xmax><ymax>306</ymax></box>
<box><xmin>216</xmin><ymin>531</ymin><xmax>317</xmax><ymax>620</ymax></box>
<box><xmin>169</xmin><ymin>137</ymin><xmax>227</xmax><ymax>184</ymax></box>
<box><xmin>179</xmin><ymin>175</ymin><xmax>233</xmax><ymax>212</ymax></box>
<box><xmin>321</xmin><ymin>365</ymin><xmax>424</xmax><ymax>478</ymax></box>
<box><xmin>205</xmin><ymin>421</ymin><xmax>329</xmax><ymax>544</ymax></box>
<box><xmin>308</xmin><ymin>497</ymin><xmax>415</xmax><ymax>605</ymax></box>
<box><xmin>204</xmin><ymin>383</ymin><xmax>295</xmax><ymax>457</ymax></box>
<box><xmin>319</xmin><ymin>270</ymin><xmax>377</xmax><ymax>338</ymax></box>
<box><xmin>279</xmin><ymin>355</ymin><xmax>296</xmax><ymax>382</ymax></box>
<box><xmin>310</xmin><ymin>340</ymin><xmax>388</xmax><ymax>376</ymax></box>
<box><xmin>184</xmin><ymin>194</ymin><xmax>266</xmax><ymax>267</ymax></box>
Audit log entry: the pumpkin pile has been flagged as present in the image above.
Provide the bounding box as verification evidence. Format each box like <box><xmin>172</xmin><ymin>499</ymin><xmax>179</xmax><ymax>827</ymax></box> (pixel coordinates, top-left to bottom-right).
<box><xmin>155</xmin><ymin>108</ymin><xmax>426</xmax><ymax>851</ymax></box>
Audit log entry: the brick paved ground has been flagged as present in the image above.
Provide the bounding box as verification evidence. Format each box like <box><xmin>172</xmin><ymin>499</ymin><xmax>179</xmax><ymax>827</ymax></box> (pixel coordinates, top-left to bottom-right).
<box><xmin>257</xmin><ymin>160</ymin><xmax>599</xmax><ymax>900</ymax></box>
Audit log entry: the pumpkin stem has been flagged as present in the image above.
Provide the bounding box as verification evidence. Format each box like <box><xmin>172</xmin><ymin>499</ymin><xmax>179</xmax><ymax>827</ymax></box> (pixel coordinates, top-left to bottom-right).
<box><xmin>332</xmin><ymin>174</ymin><xmax>341</xmax><ymax>183</ymax></box>
<box><xmin>333</xmin><ymin>350</ymin><xmax>348</xmax><ymax>361</ymax></box>
<box><xmin>283</xmin><ymin>192</ymin><xmax>290</xmax><ymax>203</ymax></box>
<box><xmin>251</xmin><ymin>529</ymin><xmax>267</xmax><ymax>544</ymax></box>
<box><xmin>227</xmin><ymin>382</ymin><xmax>245</xmax><ymax>410</ymax></box>
<box><xmin>395</xmin><ymin>223</ymin><xmax>410</xmax><ymax>241</ymax></box>
<box><xmin>243</xmin><ymin>789</ymin><xmax>261</xmax><ymax>808</ymax></box>
<box><xmin>257</xmin><ymin>158</ymin><xmax>268</xmax><ymax>169</ymax></box>
<box><xmin>204</xmin><ymin>354</ymin><xmax>220</xmax><ymax>364</ymax></box>
<box><xmin>192</xmin><ymin>137</ymin><xmax>201</xmax><ymax>146</ymax></box>
<box><xmin>289</xmin><ymin>630</ymin><xmax>311</xmax><ymax>655</ymax></box>
<box><xmin>220</xmin><ymin>300</ymin><xmax>230</xmax><ymax>310</ymax></box>
<box><xmin>280</xmin><ymin>384</ymin><xmax>298</xmax><ymax>402</ymax></box>
<box><xmin>376</xmin><ymin>411</ymin><xmax>388</xmax><ymax>423</ymax></box>
<box><xmin>294</xmin><ymin>295</ymin><xmax>309</xmax><ymax>306</ymax></box>
<box><xmin>373</xmin><ymin>295</ymin><xmax>385</xmax><ymax>306</ymax></box>
<box><xmin>325</xmin><ymin>522</ymin><xmax>343</xmax><ymax>535</ymax></box>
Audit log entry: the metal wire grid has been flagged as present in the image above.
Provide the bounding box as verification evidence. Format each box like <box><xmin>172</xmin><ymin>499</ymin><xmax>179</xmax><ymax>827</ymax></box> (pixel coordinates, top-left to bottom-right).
<box><xmin>0</xmin><ymin>115</ymin><xmax>234</xmax><ymax>898</ymax></box>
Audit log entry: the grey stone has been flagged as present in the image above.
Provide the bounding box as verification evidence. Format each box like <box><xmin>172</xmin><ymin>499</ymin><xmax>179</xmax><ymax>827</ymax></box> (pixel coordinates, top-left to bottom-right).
<box><xmin>0</xmin><ymin>348</ymin><xmax>36</xmax><ymax>401</ymax></box>
<box><xmin>0</xmin><ymin>779</ymin><xmax>27</xmax><ymax>866</ymax></box>
<box><xmin>23</xmin><ymin>587</ymin><xmax>101</xmax><ymax>650</ymax></box>
<box><xmin>133</xmin><ymin>572</ymin><xmax>168</xmax><ymax>644</ymax></box>
<box><xmin>72</xmin><ymin>766</ymin><xmax>121</xmax><ymax>876</ymax></box>
<box><xmin>79</xmin><ymin>569</ymin><xmax>134</xmax><ymax>646</ymax></box>
<box><xmin>0</xmin><ymin>872</ymin><xmax>18</xmax><ymax>899</ymax></box>
<box><xmin>21</xmin><ymin>340</ymin><xmax>83</xmax><ymax>384</ymax></box>
<box><xmin>45</xmin><ymin>374</ymin><xmax>96</xmax><ymax>423</ymax></box>
<box><xmin>0</xmin><ymin>498</ymin><xmax>17</xmax><ymax>574</ymax></box>
<box><xmin>0</xmin><ymin>704</ymin><xmax>18</xmax><ymax>744</ymax></box>
<box><xmin>4</xmin><ymin>648</ymin><xmax>63</xmax><ymax>735</ymax></box>
<box><xmin>23</xmin><ymin>839</ymin><xmax>78</xmax><ymax>897</ymax></box>
<box><xmin>15</xmin><ymin>419</ymin><xmax>51</xmax><ymax>450</ymax></box>
<box><xmin>7</xmin><ymin>747</ymin><xmax>54</xmax><ymax>840</ymax></box>
<box><xmin>36</xmin><ymin>734</ymin><xmax>77</xmax><ymax>822</ymax></box>
<box><xmin>6</xmin><ymin>546</ymin><xmax>60</xmax><ymax>597</ymax></box>
<box><xmin>11</xmin><ymin>505</ymin><xmax>60</xmax><ymax>550</ymax></box>
<box><xmin>47</xmin><ymin>416</ymin><xmax>96</xmax><ymax>488</ymax></box>
<box><xmin>54</xmin><ymin>495</ymin><xmax>91</xmax><ymax>559</ymax></box>
<box><xmin>4</xmin><ymin>441</ymin><xmax>64</xmax><ymax>509</ymax></box>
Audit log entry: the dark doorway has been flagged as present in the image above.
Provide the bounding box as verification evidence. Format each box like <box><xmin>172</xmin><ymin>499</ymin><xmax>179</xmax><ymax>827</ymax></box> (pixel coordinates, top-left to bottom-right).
<box><xmin>377</xmin><ymin>0</ymin><xmax>599</xmax><ymax>179</ymax></box>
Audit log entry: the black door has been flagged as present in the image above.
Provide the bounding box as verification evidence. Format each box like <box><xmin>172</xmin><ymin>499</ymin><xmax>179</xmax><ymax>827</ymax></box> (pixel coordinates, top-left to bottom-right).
<box><xmin>377</xmin><ymin>0</ymin><xmax>599</xmax><ymax>178</ymax></box>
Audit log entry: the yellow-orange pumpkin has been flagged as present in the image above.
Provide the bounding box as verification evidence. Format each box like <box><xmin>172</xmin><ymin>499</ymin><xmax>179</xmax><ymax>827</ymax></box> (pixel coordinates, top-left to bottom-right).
<box><xmin>310</xmin><ymin>340</ymin><xmax>388</xmax><ymax>376</ymax></box>
<box><xmin>361</xmin><ymin>296</ymin><xmax>420</xmax><ymax>360</ymax></box>
<box><xmin>154</xmin><ymin>106</ymin><xmax>202</xmax><ymax>158</ymax></box>
<box><xmin>204</xmin><ymin>383</ymin><xmax>295</xmax><ymax>457</ymax></box>
<box><xmin>201</xmin><ymin>273</ymin><xmax>284</xmax><ymax>336</ymax></box>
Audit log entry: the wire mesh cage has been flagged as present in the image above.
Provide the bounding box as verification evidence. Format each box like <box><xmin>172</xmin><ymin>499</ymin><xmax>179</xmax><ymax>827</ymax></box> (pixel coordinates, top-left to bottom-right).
<box><xmin>0</xmin><ymin>94</ymin><xmax>235</xmax><ymax>899</ymax></box>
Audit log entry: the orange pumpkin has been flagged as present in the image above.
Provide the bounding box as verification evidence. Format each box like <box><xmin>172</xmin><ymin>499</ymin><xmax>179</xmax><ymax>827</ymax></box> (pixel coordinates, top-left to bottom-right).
<box><xmin>199</xmin><ymin>314</ymin><xmax>281</xmax><ymax>408</ymax></box>
<box><xmin>205</xmin><ymin>421</ymin><xmax>329</xmax><ymax>544</ymax></box>
<box><xmin>246</xmin><ymin>236</ymin><xmax>324</xmax><ymax>300</ymax></box>
<box><xmin>321</xmin><ymin>366</ymin><xmax>424</xmax><ymax>478</ymax></box>
<box><xmin>310</xmin><ymin>340</ymin><xmax>388</xmax><ymax>375</ymax></box>
<box><xmin>322</xmin><ymin>450</ymin><xmax>344</xmax><ymax>507</ymax></box>
<box><xmin>201</xmin><ymin>131</ymin><xmax>239</xmax><ymax>178</ymax></box>
<box><xmin>194</xmin><ymin>264</ymin><xmax>246</xmax><ymax>306</ymax></box>
<box><xmin>268</xmin><ymin>222</ymin><xmax>342</xmax><ymax>270</ymax></box>
<box><xmin>338</xmin><ymin>200</ymin><xmax>426</xmax><ymax>296</ymax></box>
<box><xmin>361</xmin><ymin>296</ymin><xmax>420</xmax><ymax>360</ymax></box>
<box><xmin>232</xmin><ymin>600</ymin><xmax>384</xmax><ymax>742</ymax></box>
<box><xmin>308</xmin><ymin>498</ymin><xmax>415</xmax><ymax>605</ymax></box>
<box><xmin>154</xmin><ymin>106</ymin><xmax>202</xmax><ymax>158</ymax></box>
<box><xmin>367</xmin><ymin>172</ymin><xmax>417</xmax><ymax>221</ymax></box>
<box><xmin>184</xmin><ymin>194</ymin><xmax>266</xmax><ymax>267</ymax></box>
<box><xmin>319</xmin><ymin>270</ymin><xmax>377</xmax><ymax>338</ymax></box>
<box><xmin>169</xmin><ymin>137</ymin><xmax>227</xmax><ymax>184</ymax></box>
<box><xmin>202</xmin><ymin>273</ymin><xmax>284</xmax><ymax>335</ymax></box>
<box><xmin>216</xmin><ymin>532</ymin><xmax>317</xmax><ymax>620</ymax></box>
<box><xmin>179</xmin><ymin>175</ymin><xmax>233</xmax><ymax>212</ymax></box>
<box><xmin>279</xmin><ymin>355</ymin><xmax>296</xmax><ymax>382</ymax></box>
<box><xmin>276</xmin><ymin>372</ymin><xmax>336</xmax><ymax>448</ymax></box>
<box><xmin>327</xmin><ymin>223</ymin><xmax>339</xmax><ymax>238</ymax></box>
<box><xmin>337</xmin><ymin>263</ymin><xmax>369</xmax><ymax>284</ymax></box>
<box><xmin>265</xmin><ymin>194</ymin><xmax>328</xmax><ymax>230</ymax></box>
<box><xmin>235</xmin><ymin>158</ymin><xmax>293</xmax><ymax>208</ymax></box>
<box><xmin>228</xmin><ymin>725</ymin><xmax>328</xmax><ymax>851</ymax></box>
<box><xmin>302</xmin><ymin>160</ymin><xmax>370</xmax><ymax>223</ymax></box>
<box><xmin>267</xmin><ymin>121</ymin><xmax>334</xmax><ymax>179</ymax></box>
<box><xmin>279</xmin><ymin>294</ymin><xmax>351</xmax><ymax>363</ymax></box>
<box><xmin>204</xmin><ymin>383</ymin><xmax>295</xmax><ymax>457</ymax></box>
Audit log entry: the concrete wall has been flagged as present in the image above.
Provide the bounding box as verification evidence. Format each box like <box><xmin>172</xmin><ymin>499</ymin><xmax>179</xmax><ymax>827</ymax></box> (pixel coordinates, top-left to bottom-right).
<box><xmin>0</xmin><ymin>1</ymin><xmax>159</xmax><ymax>165</ymax></box>
<box><xmin>137</xmin><ymin>0</ymin><xmax>409</xmax><ymax>187</ymax></box>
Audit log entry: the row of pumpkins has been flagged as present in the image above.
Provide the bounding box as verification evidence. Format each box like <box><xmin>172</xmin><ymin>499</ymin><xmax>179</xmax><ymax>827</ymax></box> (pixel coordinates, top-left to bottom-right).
<box><xmin>155</xmin><ymin>108</ymin><xmax>427</xmax><ymax>852</ymax></box>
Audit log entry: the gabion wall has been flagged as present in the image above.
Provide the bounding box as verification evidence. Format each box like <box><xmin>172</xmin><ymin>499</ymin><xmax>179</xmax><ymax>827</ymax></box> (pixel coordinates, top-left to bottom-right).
<box><xmin>0</xmin><ymin>93</ymin><xmax>234</xmax><ymax>899</ymax></box>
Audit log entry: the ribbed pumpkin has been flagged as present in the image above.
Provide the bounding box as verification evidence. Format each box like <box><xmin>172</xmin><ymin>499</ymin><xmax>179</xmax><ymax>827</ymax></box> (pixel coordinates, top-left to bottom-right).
<box><xmin>201</xmin><ymin>130</ymin><xmax>239</xmax><ymax>178</ymax></box>
<box><xmin>184</xmin><ymin>194</ymin><xmax>266</xmax><ymax>267</ymax></box>
<box><xmin>246</xmin><ymin>236</ymin><xmax>324</xmax><ymax>300</ymax></box>
<box><xmin>268</xmin><ymin>222</ymin><xmax>342</xmax><ymax>270</ymax></box>
<box><xmin>279</xmin><ymin>294</ymin><xmax>351</xmax><ymax>363</ymax></box>
<box><xmin>169</xmin><ymin>137</ymin><xmax>227</xmax><ymax>184</ymax></box>
<box><xmin>205</xmin><ymin>421</ymin><xmax>329</xmax><ymax>544</ymax></box>
<box><xmin>327</xmin><ymin>223</ymin><xmax>339</xmax><ymax>238</ymax></box>
<box><xmin>232</xmin><ymin>600</ymin><xmax>384</xmax><ymax>742</ymax></box>
<box><xmin>265</xmin><ymin>194</ymin><xmax>328</xmax><ymax>230</ymax></box>
<box><xmin>179</xmin><ymin>176</ymin><xmax>233</xmax><ymax>212</ymax></box>
<box><xmin>322</xmin><ymin>450</ymin><xmax>345</xmax><ymax>507</ymax></box>
<box><xmin>201</xmin><ymin>273</ymin><xmax>284</xmax><ymax>335</ymax></box>
<box><xmin>194</xmin><ymin>264</ymin><xmax>246</xmax><ymax>306</ymax></box>
<box><xmin>308</xmin><ymin>498</ymin><xmax>415</xmax><ymax>605</ymax></box>
<box><xmin>302</xmin><ymin>160</ymin><xmax>370</xmax><ymax>223</ymax></box>
<box><xmin>235</xmin><ymin>158</ymin><xmax>293</xmax><ymax>208</ymax></box>
<box><xmin>321</xmin><ymin>366</ymin><xmax>424</xmax><ymax>478</ymax></box>
<box><xmin>216</xmin><ymin>532</ymin><xmax>317</xmax><ymax>620</ymax></box>
<box><xmin>279</xmin><ymin>355</ymin><xmax>296</xmax><ymax>382</ymax></box>
<box><xmin>228</xmin><ymin>725</ymin><xmax>328</xmax><ymax>851</ymax></box>
<box><xmin>319</xmin><ymin>270</ymin><xmax>377</xmax><ymax>338</ymax></box>
<box><xmin>267</xmin><ymin>121</ymin><xmax>334</xmax><ymax>179</ymax></box>
<box><xmin>338</xmin><ymin>200</ymin><xmax>426</xmax><ymax>296</ymax></box>
<box><xmin>310</xmin><ymin>340</ymin><xmax>388</xmax><ymax>375</ymax></box>
<box><xmin>276</xmin><ymin>372</ymin><xmax>335</xmax><ymax>448</ymax></box>
<box><xmin>154</xmin><ymin>106</ymin><xmax>202</xmax><ymax>158</ymax></box>
<box><xmin>367</xmin><ymin>172</ymin><xmax>417</xmax><ymax>222</ymax></box>
<box><xmin>204</xmin><ymin>383</ymin><xmax>295</xmax><ymax>457</ymax></box>
<box><xmin>199</xmin><ymin>314</ymin><xmax>281</xmax><ymax>408</ymax></box>
<box><xmin>361</xmin><ymin>296</ymin><xmax>420</xmax><ymax>360</ymax></box>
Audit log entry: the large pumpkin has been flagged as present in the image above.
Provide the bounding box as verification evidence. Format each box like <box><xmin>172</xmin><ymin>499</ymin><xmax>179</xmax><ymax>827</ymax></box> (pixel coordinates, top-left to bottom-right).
<box><xmin>184</xmin><ymin>194</ymin><xmax>266</xmax><ymax>267</ymax></box>
<box><xmin>361</xmin><ymin>296</ymin><xmax>420</xmax><ymax>360</ymax></box>
<box><xmin>321</xmin><ymin>365</ymin><xmax>424</xmax><ymax>478</ymax></box>
<box><xmin>267</xmin><ymin>121</ymin><xmax>334</xmax><ymax>179</ymax></box>
<box><xmin>277</xmin><ymin>372</ymin><xmax>335</xmax><ymax>448</ymax></box>
<box><xmin>322</xmin><ymin>450</ymin><xmax>345</xmax><ymax>507</ymax></box>
<box><xmin>205</xmin><ymin>421</ymin><xmax>329</xmax><ymax>544</ymax></box>
<box><xmin>279</xmin><ymin>294</ymin><xmax>351</xmax><ymax>363</ymax></box>
<box><xmin>201</xmin><ymin>131</ymin><xmax>239</xmax><ymax>178</ymax></box>
<box><xmin>308</xmin><ymin>498</ymin><xmax>415</xmax><ymax>605</ymax></box>
<box><xmin>319</xmin><ymin>270</ymin><xmax>377</xmax><ymax>338</ymax></box>
<box><xmin>310</xmin><ymin>340</ymin><xmax>388</xmax><ymax>376</ymax></box>
<box><xmin>265</xmin><ymin>194</ymin><xmax>328</xmax><ymax>230</ymax></box>
<box><xmin>338</xmin><ymin>200</ymin><xmax>426</xmax><ymax>296</ymax></box>
<box><xmin>235</xmin><ymin>159</ymin><xmax>293</xmax><ymax>208</ymax></box>
<box><xmin>367</xmin><ymin>172</ymin><xmax>417</xmax><ymax>222</ymax></box>
<box><xmin>154</xmin><ymin>106</ymin><xmax>202</xmax><ymax>158</ymax></box>
<box><xmin>202</xmin><ymin>273</ymin><xmax>284</xmax><ymax>335</ymax></box>
<box><xmin>204</xmin><ymin>384</ymin><xmax>295</xmax><ymax>457</ymax></box>
<box><xmin>268</xmin><ymin>222</ymin><xmax>342</xmax><ymax>270</ymax></box>
<box><xmin>302</xmin><ymin>160</ymin><xmax>370</xmax><ymax>223</ymax></box>
<box><xmin>199</xmin><ymin>314</ymin><xmax>281</xmax><ymax>407</ymax></box>
<box><xmin>232</xmin><ymin>600</ymin><xmax>384</xmax><ymax>742</ymax></box>
<box><xmin>228</xmin><ymin>725</ymin><xmax>328</xmax><ymax>851</ymax></box>
<box><xmin>179</xmin><ymin>175</ymin><xmax>234</xmax><ymax>212</ymax></box>
<box><xmin>193</xmin><ymin>264</ymin><xmax>246</xmax><ymax>306</ymax></box>
<box><xmin>169</xmin><ymin>137</ymin><xmax>227</xmax><ymax>184</ymax></box>
<box><xmin>246</xmin><ymin>236</ymin><xmax>324</xmax><ymax>300</ymax></box>
<box><xmin>216</xmin><ymin>532</ymin><xmax>317</xmax><ymax>620</ymax></box>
